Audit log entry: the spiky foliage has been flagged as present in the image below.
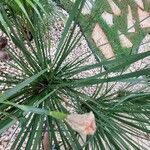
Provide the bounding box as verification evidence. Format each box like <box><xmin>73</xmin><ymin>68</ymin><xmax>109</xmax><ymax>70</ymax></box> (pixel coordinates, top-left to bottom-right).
<box><xmin>0</xmin><ymin>0</ymin><xmax>150</xmax><ymax>149</ymax></box>
<box><xmin>59</xmin><ymin>0</ymin><xmax>150</xmax><ymax>61</ymax></box>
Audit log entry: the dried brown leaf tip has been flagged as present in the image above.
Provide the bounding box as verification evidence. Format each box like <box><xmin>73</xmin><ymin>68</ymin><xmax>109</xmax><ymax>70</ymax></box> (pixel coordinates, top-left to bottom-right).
<box><xmin>0</xmin><ymin>51</ymin><xmax>10</xmax><ymax>60</ymax></box>
<box><xmin>0</xmin><ymin>36</ymin><xmax>8</xmax><ymax>50</ymax></box>
<box><xmin>0</xmin><ymin>36</ymin><xmax>10</xmax><ymax>60</ymax></box>
<box><xmin>43</xmin><ymin>132</ymin><xmax>50</xmax><ymax>150</ymax></box>
<box><xmin>22</xmin><ymin>26</ymin><xmax>33</xmax><ymax>41</ymax></box>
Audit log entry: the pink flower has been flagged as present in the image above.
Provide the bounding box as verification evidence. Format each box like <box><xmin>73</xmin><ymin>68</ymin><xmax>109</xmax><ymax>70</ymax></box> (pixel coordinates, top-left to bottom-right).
<box><xmin>65</xmin><ymin>111</ymin><xmax>96</xmax><ymax>135</ymax></box>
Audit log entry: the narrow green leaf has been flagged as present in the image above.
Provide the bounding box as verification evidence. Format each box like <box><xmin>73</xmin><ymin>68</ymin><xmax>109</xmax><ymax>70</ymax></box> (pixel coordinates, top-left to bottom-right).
<box><xmin>0</xmin><ymin>69</ymin><xmax>47</xmax><ymax>102</ymax></box>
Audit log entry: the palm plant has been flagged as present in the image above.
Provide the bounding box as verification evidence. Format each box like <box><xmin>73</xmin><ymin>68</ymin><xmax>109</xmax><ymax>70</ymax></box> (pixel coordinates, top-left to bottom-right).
<box><xmin>0</xmin><ymin>0</ymin><xmax>150</xmax><ymax>149</ymax></box>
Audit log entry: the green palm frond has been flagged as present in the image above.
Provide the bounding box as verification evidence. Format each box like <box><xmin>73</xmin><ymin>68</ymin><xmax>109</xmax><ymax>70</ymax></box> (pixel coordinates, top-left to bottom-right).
<box><xmin>59</xmin><ymin>0</ymin><xmax>150</xmax><ymax>62</ymax></box>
